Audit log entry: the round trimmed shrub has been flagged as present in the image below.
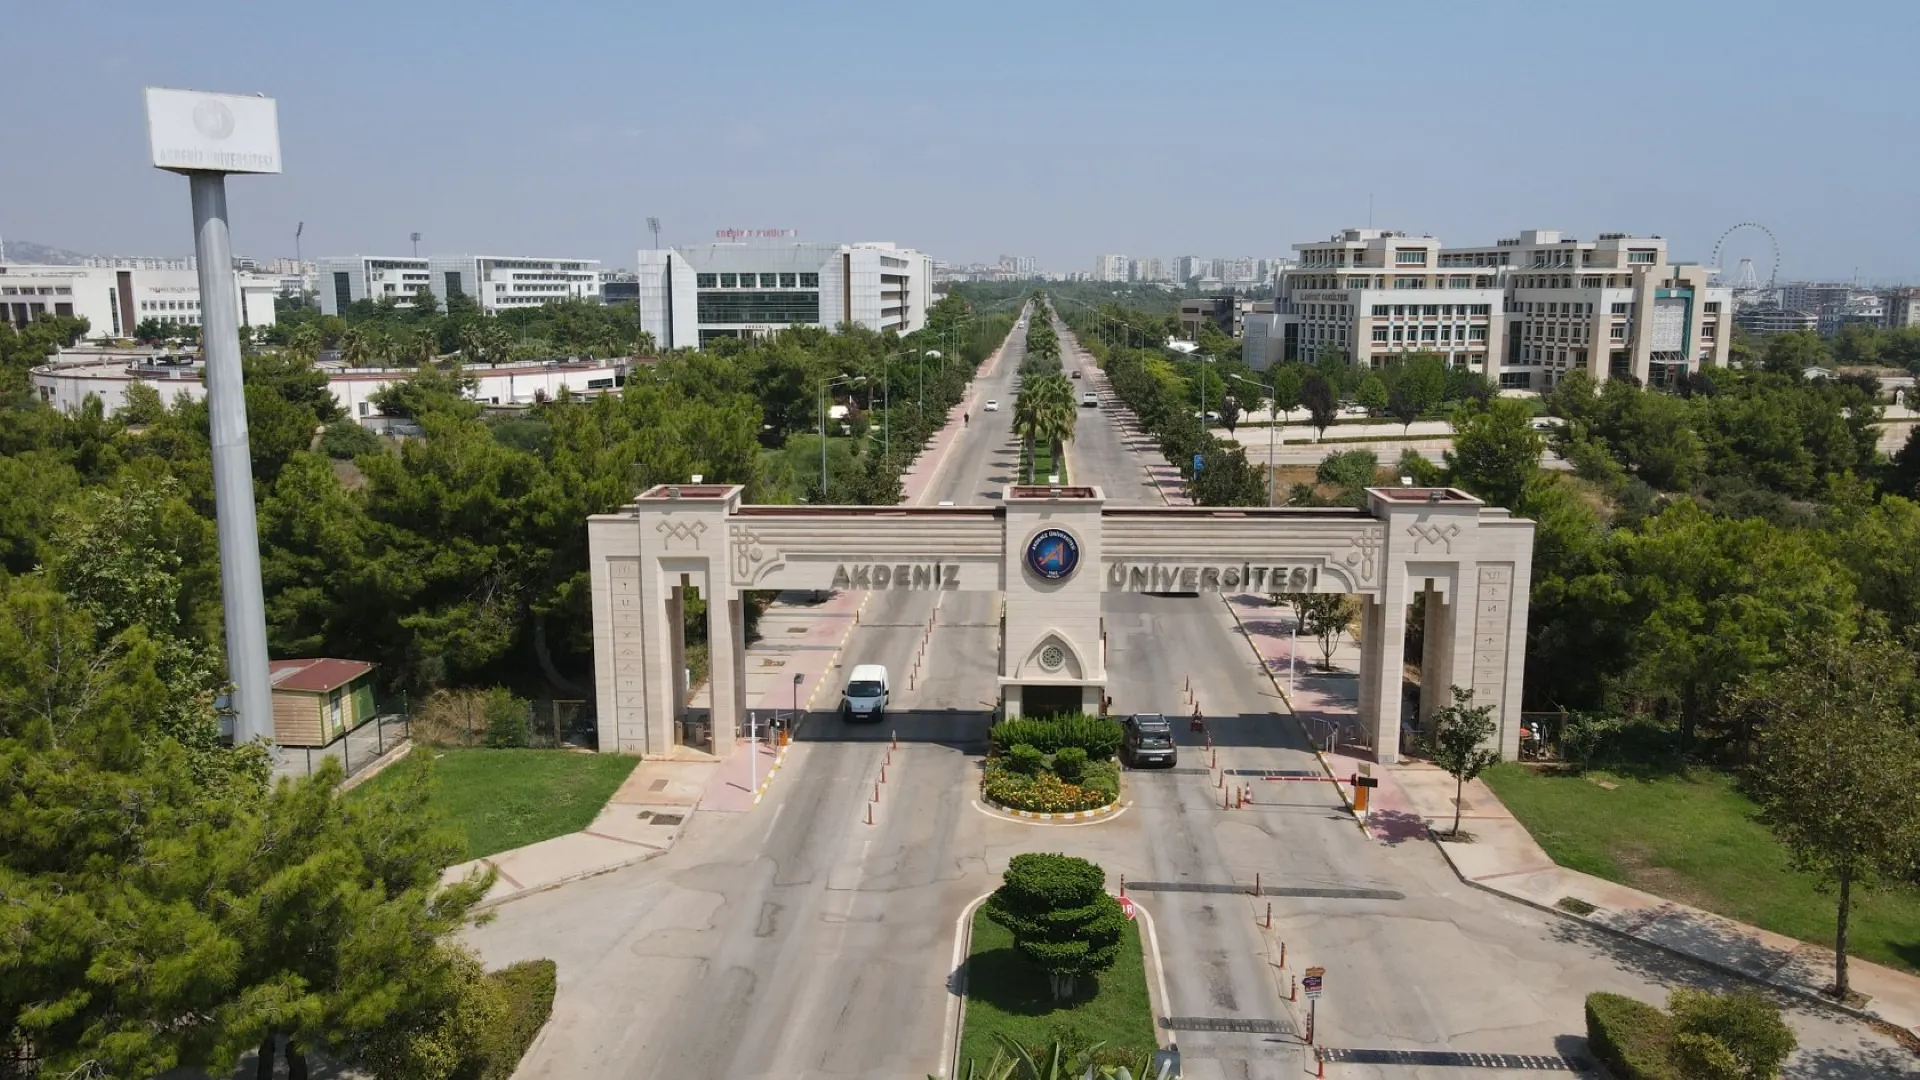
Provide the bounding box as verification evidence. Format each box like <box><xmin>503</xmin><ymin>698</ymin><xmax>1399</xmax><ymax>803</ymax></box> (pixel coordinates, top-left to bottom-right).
<box><xmin>1053</xmin><ymin>746</ymin><xmax>1088</xmax><ymax>783</ymax></box>
<box><xmin>1007</xmin><ymin>743</ymin><xmax>1045</xmax><ymax>776</ymax></box>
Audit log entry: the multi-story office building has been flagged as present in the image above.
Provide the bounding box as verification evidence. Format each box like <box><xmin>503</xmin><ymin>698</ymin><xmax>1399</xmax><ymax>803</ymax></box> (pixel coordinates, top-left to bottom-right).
<box><xmin>317</xmin><ymin>254</ymin><xmax>601</xmax><ymax>316</ymax></box>
<box><xmin>1244</xmin><ymin>228</ymin><xmax>1731</xmax><ymax>390</ymax></box>
<box><xmin>633</xmin><ymin>240</ymin><xmax>932</xmax><ymax>350</ymax></box>
<box><xmin>0</xmin><ymin>262</ymin><xmax>279</xmax><ymax>336</ymax></box>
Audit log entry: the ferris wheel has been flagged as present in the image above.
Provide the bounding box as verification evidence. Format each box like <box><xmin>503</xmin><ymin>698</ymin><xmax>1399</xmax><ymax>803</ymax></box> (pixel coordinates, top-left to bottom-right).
<box><xmin>1710</xmin><ymin>223</ymin><xmax>1780</xmax><ymax>302</ymax></box>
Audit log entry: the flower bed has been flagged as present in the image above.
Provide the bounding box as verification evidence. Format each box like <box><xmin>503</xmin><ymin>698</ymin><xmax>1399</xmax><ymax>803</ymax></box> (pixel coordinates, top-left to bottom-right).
<box><xmin>983</xmin><ymin>752</ymin><xmax>1121</xmax><ymax>814</ymax></box>
<box><xmin>984</xmin><ymin>768</ymin><xmax>1112</xmax><ymax>814</ymax></box>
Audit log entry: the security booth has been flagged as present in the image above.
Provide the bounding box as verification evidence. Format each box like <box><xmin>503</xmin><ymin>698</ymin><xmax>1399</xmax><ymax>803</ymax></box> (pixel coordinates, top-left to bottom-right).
<box><xmin>268</xmin><ymin>658</ymin><xmax>378</xmax><ymax>748</ymax></box>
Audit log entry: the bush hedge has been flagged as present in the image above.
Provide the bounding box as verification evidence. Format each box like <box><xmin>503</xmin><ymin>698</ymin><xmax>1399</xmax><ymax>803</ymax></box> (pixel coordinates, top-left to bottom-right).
<box><xmin>989</xmin><ymin>715</ymin><xmax>1122</xmax><ymax>761</ymax></box>
<box><xmin>1006</xmin><ymin>743</ymin><xmax>1046</xmax><ymax>775</ymax></box>
<box><xmin>1053</xmin><ymin>746</ymin><xmax>1088</xmax><ymax>783</ymax></box>
<box><xmin>479</xmin><ymin>959</ymin><xmax>558</xmax><ymax>1080</ymax></box>
<box><xmin>1585</xmin><ymin>992</ymin><xmax>1676</xmax><ymax>1080</ymax></box>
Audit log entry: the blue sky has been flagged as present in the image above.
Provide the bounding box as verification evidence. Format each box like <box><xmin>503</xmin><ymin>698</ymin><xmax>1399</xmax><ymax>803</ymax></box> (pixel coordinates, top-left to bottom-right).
<box><xmin>6</xmin><ymin>1</ymin><xmax>1917</xmax><ymax>281</ymax></box>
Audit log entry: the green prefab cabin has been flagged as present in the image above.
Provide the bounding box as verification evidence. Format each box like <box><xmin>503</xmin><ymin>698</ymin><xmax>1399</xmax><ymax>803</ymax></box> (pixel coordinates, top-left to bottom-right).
<box><xmin>269</xmin><ymin>658</ymin><xmax>378</xmax><ymax>747</ymax></box>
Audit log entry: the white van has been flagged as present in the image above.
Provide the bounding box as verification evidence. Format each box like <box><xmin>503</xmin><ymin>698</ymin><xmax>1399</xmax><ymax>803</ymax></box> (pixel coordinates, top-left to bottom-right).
<box><xmin>841</xmin><ymin>664</ymin><xmax>890</xmax><ymax>722</ymax></box>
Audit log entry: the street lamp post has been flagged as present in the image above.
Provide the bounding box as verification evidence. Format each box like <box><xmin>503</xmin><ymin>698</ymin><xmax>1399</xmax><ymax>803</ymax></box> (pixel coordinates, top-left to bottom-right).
<box><xmin>144</xmin><ymin>88</ymin><xmax>282</xmax><ymax>747</ymax></box>
<box><xmin>1230</xmin><ymin>372</ymin><xmax>1282</xmax><ymax>507</ymax></box>
<box><xmin>821</xmin><ymin>374</ymin><xmax>864</xmax><ymax>498</ymax></box>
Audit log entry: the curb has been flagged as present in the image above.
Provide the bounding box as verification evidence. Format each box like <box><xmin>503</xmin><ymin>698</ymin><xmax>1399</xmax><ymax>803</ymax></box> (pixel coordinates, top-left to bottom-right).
<box><xmin>941</xmin><ymin>893</ymin><xmax>993</xmax><ymax>1078</ymax></box>
<box><xmin>977</xmin><ymin>794</ymin><xmax>1128</xmax><ymax>821</ymax></box>
<box><xmin>336</xmin><ymin>739</ymin><xmax>415</xmax><ymax>793</ymax></box>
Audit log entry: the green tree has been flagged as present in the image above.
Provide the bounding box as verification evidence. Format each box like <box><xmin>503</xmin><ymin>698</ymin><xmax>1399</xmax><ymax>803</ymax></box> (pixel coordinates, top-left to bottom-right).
<box><xmin>1188</xmin><ymin>444</ymin><xmax>1266</xmax><ymax>506</ymax></box>
<box><xmin>44</xmin><ymin>475</ymin><xmax>237</xmax><ymax>768</ymax></box>
<box><xmin>1444</xmin><ymin>397</ymin><xmax>1541</xmax><ymax>509</ymax></box>
<box><xmin>1281</xmin><ymin>592</ymin><xmax>1356</xmax><ymax>670</ymax></box>
<box><xmin>1355</xmin><ymin>373</ymin><xmax>1387</xmax><ymax>414</ymax></box>
<box><xmin>211</xmin><ymin>753</ymin><xmax>495</xmax><ymax>1079</ymax></box>
<box><xmin>983</xmin><ymin>853</ymin><xmax>1126</xmax><ymax>999</ymax></box>
<box><xmin>1315</xmin><ymin>449</ymin><xmax>1378</xmax><ymax>505</ymax></box>
<box><xmin>1738</xmin><ymin>633</ymin><xmax>1920</xmax><ymax>1001</ymax></box>
<box><xmin>1385</xmin><ymin>354</ymin><xmax>1446</xmax><ymax>434</ymax></box>
<box><xmin>1614</xmin><ymin>500</ymin><xmax>1855</xmax><ymax>749</ymax></box>
<box><xmin>1761</xmin><ymin>329</ymin><xmax>1827</xmax><ymax>375</ymax></box>
<box><xmin>1299</xmin><ymin>373</ymin><xmax>1337</xmax><ymax>439</ymax></box>
<box><xmin>319</xmin><ymin>419</ymin><xmax>385</xmax><ymax>460</ymax></box>
<box><xmin>1427</xmin><ymin>686</ymin><xmax>1498</xmax><ymax>838</ymax></box>
<box><xmin>1270</xmin><ymin>365</ymin><xmax>1302</xmax><ymax>421</ymax></box>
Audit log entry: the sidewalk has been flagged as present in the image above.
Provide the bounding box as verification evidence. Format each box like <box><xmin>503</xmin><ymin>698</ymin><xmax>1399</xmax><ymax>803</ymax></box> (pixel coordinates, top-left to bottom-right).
<box><xmin>1226</xmin><ymin>593</ymin><xmax>1920</xmax><ymax>1041</ymax></box>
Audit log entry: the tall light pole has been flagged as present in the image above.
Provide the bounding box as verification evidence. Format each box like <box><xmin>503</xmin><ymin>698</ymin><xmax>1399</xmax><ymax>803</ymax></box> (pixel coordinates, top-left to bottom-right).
<box><xmin>410</xmin><ymin>231</ymin><xmax>421</xmax><ymax>257</ymax></box>
<box><xmin>144</xmin><ymin>87</ymin><xmax>281</xmax><ymax>747</ymax></box>
<box><xmin>646</xmin><ymin>216</ymin><xmax>661</xmax><ymax>250</ymax></box>
<box><xmin>1229</xmin><ymin>372</ymin><xmax>1281</xmax><ymax>507</ymax></box>
<box><xmin>820</xmin><ymin>374</ymin><xmax>863</xmax><ymax>498</ymax></box>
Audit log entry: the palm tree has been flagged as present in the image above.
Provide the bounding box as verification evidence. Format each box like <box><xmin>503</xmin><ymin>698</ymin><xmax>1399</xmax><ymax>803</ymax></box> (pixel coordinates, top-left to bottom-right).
<box><xmin>284</xmin><ymin>323</ymin><xmax>322</xmax><ymax>364</ymax></box>
<box><xmin>404</xmin><ymin>327</ymin><xmax>437</xmax><ymax>366</ymax></box>
<box><xmin>338</xmin><ymin>325</ymin><xmax>373</xmax><ymax>368</ymax></box>
<box><xmin>1014</xmin><ymin>372</ymin><xmax>1077</xmax><ymax>482</ymax></box>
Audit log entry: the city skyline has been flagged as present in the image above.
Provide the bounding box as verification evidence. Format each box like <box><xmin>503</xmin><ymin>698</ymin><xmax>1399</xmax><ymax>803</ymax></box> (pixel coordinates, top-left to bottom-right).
<box><xmin>4</xmin><ymin>2</ymin><xmax>1917</xmax><ymax>280</ymax></box>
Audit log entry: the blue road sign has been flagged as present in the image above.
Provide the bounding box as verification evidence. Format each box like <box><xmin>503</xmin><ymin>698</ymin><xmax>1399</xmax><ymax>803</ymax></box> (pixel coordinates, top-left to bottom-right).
<box><xmin>1192</xmin><ymin>453</ymin><xmax>1204</xmax><ymax>473</ymax></box>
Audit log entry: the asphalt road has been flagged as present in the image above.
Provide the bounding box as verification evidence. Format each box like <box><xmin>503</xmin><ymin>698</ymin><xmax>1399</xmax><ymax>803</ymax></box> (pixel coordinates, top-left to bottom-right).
<box><xmin>464</xmin><ymin>308</ymin><xmax>1917</xmax><ymax>1080</ymax></box>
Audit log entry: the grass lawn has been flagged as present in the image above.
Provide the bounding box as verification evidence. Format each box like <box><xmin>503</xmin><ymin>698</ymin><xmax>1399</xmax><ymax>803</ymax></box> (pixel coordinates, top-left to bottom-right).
<box><xmin>1483</xmin><ymin>763</ymin><xmax>1920</xmax><ymax>975</ymax></box>
<box><xmin>354</xmin><ymin>748</ymin><xmax>639</xmax><ymax>860</ymax></box>
<box><xmin>957</xmin><ymin>907</ymin><xmax>1156</xmax><ymax>1069</ymax></box>
<box><xmin>1021</xmin><ymin>442</ymin><xmax>1066</xmax><ymax>483</ymax></box>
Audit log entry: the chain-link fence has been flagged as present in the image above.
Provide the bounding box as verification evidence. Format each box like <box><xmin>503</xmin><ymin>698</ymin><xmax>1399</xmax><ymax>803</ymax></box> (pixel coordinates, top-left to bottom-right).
<box><xmin>271</xmin><ymin>713</ymin><xmax>413</xmax><ymax>784</ymax></box>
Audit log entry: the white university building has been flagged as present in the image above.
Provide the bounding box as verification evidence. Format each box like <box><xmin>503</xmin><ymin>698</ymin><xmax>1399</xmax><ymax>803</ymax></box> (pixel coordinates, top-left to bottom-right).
<box><xmin>1243</xmin><ymin>228</ymin><xmax>1733</xmax><ymax>390</ymax></box>
<box><xmin>0</xmin><ymin>262</ymin><xmax>280</xmax><ymax>337</ymax></box>
<box><xmin>316</xmin><ymin>254</ymin><xmax>601</xmax><ymax>316</ymax></box>
<box><xmin>633</xmin><ymin>239</ymin><xmax>932</xmax><ymax>350</ymax></box>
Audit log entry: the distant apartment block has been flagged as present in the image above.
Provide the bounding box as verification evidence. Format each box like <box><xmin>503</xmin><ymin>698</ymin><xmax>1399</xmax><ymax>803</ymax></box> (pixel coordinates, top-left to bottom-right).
<box><xmin>997</xmin><ymin>255</ymin><xmax>1040</xmax><ymax>278</ymax></box>
<box><xmin>317</xmin><ymin>254</ymin><xmax>601</xmax><ymax>316</ymax></box>
<box><xmin>1883</xmin><ymin>288</ymin><xmax>1920</xmax><ymax>329</ymax></box>
<box><xmin>1244</xmin><ymin>228</ymin><xmax>1732</xmax><ymax>390</ymax></box>
<box><xmin>1733</xmin><ymin>306</ymin><xmax>1819</xmax><ymax>336</ymax></box>
<box><xmin>1093</xmin><ymin>254</ymin><xmax>1129</xmax><ymax>282</ymax></box>
<box><xmin>1130</xmin><ymin>257</ymin><xmax>1165</xmax><ymax>283</ymax></box>
<box><xmin>634</xmin><ymin>239</ymin><xmax>931</xmax><ymax>349</ymax></box>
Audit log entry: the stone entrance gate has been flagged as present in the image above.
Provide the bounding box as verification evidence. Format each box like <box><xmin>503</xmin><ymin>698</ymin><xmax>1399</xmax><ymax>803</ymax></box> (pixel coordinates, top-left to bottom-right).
<box><xmin>587</xmin><ymin>483</ymin><xmax>1535</xmax><ymax>764</ymax></box>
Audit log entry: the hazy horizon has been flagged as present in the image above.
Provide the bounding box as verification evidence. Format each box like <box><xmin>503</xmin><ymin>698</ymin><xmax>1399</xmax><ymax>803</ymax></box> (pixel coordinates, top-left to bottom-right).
<box><xmin>5</xmin><ymin>1</ymin><xmax>1917</xmax><ymax>283</ymax></box>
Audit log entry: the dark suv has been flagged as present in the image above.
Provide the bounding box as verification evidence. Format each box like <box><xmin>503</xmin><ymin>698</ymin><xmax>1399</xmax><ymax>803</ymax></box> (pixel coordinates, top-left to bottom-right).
<box><xmin>1122</xmin><ymin>713</ymin><xmax>1177</xmax><ymax>768</ymax></box>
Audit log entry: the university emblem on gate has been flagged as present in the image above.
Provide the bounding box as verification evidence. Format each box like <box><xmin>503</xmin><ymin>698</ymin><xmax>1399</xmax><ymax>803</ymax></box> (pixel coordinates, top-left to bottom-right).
<box><xmin>1025</xmin><ymin>528</ymin><xmax>1080</xmax><ymax>582</ymax></box>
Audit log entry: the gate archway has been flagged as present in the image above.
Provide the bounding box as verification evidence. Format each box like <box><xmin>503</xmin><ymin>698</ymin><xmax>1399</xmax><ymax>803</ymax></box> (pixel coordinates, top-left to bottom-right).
<box><xmin>588</xmin><ymin>483</ymin><xmax>1534</xmax><ymax>764</ymax></box>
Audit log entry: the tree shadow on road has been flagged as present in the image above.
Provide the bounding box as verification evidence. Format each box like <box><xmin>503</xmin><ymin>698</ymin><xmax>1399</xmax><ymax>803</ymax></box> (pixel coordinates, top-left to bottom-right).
<box><xmin>1366</xmin><ymin>808</ymin><xmax>1432</xmax><ymax>847</ymax></box>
